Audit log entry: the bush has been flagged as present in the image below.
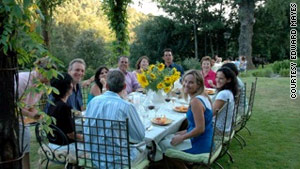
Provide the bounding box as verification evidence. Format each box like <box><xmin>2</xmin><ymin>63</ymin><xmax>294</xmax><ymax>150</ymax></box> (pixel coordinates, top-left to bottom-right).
<box><xmin>251</xmin><ymin>68</ymin><xmax>273</xmax><ymax>77</ymax></box>
<box><xmin>271</xmin><ymin>60</ymin><xmax>290</xmax><ymax>73</ymax></box>
<box><xmin>182</xmin><ymin>57</ymin><xmax>201</xmax><ymax>70</ymax></box>
<box><xmin>239</xmin><ymin>71</ymin><xmax>252</xmax><ymax>77</ymax></box>
<box><xmin>279</xmin><ymin>68</ymin><xmax>289</xmax><ymax>77</ymax></box>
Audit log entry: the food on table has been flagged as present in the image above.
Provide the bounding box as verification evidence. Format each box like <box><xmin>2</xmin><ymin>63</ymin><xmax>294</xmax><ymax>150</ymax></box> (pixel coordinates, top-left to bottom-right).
<box><xmin>205</xmin><ymin>89</ymin><xmax>215</xmax><ymax>95</ymax></box>
<box><xmin>151</xmin><ymin>116</ymin><xmax>172</xmax><ymax>125</ymax></box>
<box><xmin>174</xmin><ymin>105</ymin><xmax>188</xmax><ymax>112</ymax></box>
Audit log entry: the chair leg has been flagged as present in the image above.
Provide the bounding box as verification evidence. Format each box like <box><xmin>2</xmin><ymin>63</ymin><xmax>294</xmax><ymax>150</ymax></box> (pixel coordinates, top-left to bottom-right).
<box><xmin>215</xmin><ymin>161</ymin><xmax>224</xmax><ymax>169</ymax></box>
<box><xmin>226</xmin><ymin>151</ymin><xmax>234</xmax><ymax>163</ymax></box>
<box><xmin>245</xmin><ymin>126</ymin><xmax>252</xmax><ymax>136</ymax></box>
<box><xmin>236</xmin><ymin>133</ymin><xmax>247</xmax><ymax>147</ymax></box>
<box><xmin>45</xmin><ymin>160</ymin><xmax>50</xmax><ymax>169</ymax></box>
<box><xmin>233</xmin><ymin>135</ymin><xmax>244</xmax><ymax>149</ymax></box>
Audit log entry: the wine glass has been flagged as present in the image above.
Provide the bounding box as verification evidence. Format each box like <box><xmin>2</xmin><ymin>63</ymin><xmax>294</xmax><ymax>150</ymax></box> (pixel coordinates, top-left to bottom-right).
<box><xmin>165</xmin><ymin>94</ymin><xmax>171</xmax><ymax>107</ymax></box>
<box><xmin>175</xmin><ymin>90</ymin><xmax>181</xmax><ymax>99</ymax></box>
<box><xmin>147</xmin><ymin>105</ymin><xmax>156</xmax><ymax>118</ymax></box>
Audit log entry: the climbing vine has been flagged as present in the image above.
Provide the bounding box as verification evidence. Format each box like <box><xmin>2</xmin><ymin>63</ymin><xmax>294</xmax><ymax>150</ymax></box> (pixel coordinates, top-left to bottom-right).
<box><xmin>102</xmin><ymin>0</ymin><xmax>131</xmax><ymax>57</ymax></box>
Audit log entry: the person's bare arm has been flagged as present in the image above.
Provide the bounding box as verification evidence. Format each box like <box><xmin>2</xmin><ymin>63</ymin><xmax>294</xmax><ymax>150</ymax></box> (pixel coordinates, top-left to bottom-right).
<box><xmin>213</xmin><ymin>99</ymin><xmax>225</xmax><ymax>116</ymax></box>
<box><xmin>67</xmin><ymin>132</ymin><xmax>83</xmax><ymax>141</ymax></box>
<box><xmin>81</xmin><ymin>76</ymin><xmax>95</xmax><ymax>87</ymax></box>
<box><xmin>171</xmin><ymin>98</ymin><xmax>205</xmax><ymax>146</ymax></box>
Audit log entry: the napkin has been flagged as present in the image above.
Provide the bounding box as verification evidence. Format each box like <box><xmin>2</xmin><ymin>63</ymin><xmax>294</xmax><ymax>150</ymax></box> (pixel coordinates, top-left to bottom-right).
<box><xmin>158</xmin><ymin>134</ymin><xmax>192</xmax><ymax>152</ymax></box>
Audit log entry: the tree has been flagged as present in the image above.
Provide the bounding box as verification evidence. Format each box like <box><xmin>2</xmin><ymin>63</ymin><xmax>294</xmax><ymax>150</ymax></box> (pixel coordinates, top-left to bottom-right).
<box><xmin>252</xmin><ymin>0</ymin><xmax>300</xmax><ymax>62</ymax></box>
<box><xmin>130</xmin><ymin>16</ymin><xmax>194</xmax><ymax>64</ymax></box>
<box><xmin>0</xmin><ymin>1</ymin><xmax>59</xmax><ymax>168</ymax></box>
<box><xmin>73</xmin><ymin>30</ymin><xmax>109</xmax><ymax>69</ymax></box>
<box><xmin>237</xmin><ymin>0</ymin><xmax>256</xmax><ymax>69</ymax></box>
<box><xmin>156</xmin><ymin>0</ymin><xmax>221</xmax><ymax>59</ymax></box>
<box><xmin>0</xmin><ymin>1</ymin><xmax>37</xmax><ymax>168</ymax></box>
<box><xmin>102</xmin><ymin>0</ymin><xmax>132</xmax><ymax>56</ymax></box>
<box><xmin>38</xmin><ymin>0</ymin><xmax>68</xmax><ymax>48</ymax></box>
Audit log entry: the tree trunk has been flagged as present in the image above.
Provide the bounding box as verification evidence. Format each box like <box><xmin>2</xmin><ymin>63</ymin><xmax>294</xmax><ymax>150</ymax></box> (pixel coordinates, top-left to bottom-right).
<box><xmin>209</xmin><ymin>30</ymin><xmax>215</xmax><ymax>56</ymax></box>
<box><xmin>193</xmin><ymin>20</ymin><xmax>198</xmax><ymax>59</ymax></box>
<box><xmin>238</xmin><ymin>0</ymin><xmax>255</xmax><ymax>69</ymax></box>
<box><xmin>40</xmin><ymin>0</ymin><xmax>50</xmax><ymax>48</ymax></box>
<box><xmin>0</xmin><ymin>50</ymin><xmax>21</xmax><ymax>168</ymax></box>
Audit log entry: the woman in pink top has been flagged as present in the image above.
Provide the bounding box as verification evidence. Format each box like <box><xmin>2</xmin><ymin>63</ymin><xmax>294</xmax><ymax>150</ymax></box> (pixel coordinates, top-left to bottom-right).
<box><xmin>201</xmin><ymin>56</ymin><xmax>216</xmax><ymax>88</ymax></box>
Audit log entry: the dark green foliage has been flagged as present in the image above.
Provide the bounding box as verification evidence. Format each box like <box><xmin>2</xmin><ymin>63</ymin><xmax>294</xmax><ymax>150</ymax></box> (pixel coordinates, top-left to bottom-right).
<box><xmin>130</xmin><ymin>16</ymin><xmax>194</xmax><ymax>66</ymax></box>
<box><xmin>73</xmin><ymin>30</ymin><xmax>108</xmax><ymax>69</ymax></box>
<box><xmin>271</xmin><ymin>60</ymin><xmax>290</xmax><ymax>74</ymax></box>
<box><xmin>182</xmin><ymin>57</ymin><xmax>201</xmax><ymax>70</ymax></box>
<box><xmin>251</xmin><ymin>67</ymin><xmax>273</xmax><ymax>77</ymax></box>
<box><xmin>102</xmin><ymin>0</ymin><xmax>131</xmax><ymax>56</ymax></box>
<box><xmin>253</xmin><ymin>0</ymin><xmax>300</xmax><ymax>62</ymax></box>
<box><xmin>156</xmin><ymin>0</ymin><xmax>225</xmax><ymax>58</ymax></box>
<box><xmin>279</xmin><ymin>68</ymin><xmax>289</xmax><ymax>77</ymax></box>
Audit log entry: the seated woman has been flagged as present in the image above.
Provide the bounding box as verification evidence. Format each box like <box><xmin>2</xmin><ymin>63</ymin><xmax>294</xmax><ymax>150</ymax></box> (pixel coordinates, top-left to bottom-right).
<box><xmin>87</xmin><ymin>66</ymin><xmax>109</xmax><ymax>104</ymax></box>
<box><xmin>213</xmin><ymin>67</ymin><xmax>238</xmax><ymax>133</ymax></box>
<box><xmin>171</xmin><ymin>70</ymin><xmax>213</xmax><ymax>154</ymax></box>
<box><xmin>134</xmin><ymin>56</ymin><xmax>149</xmax><ymax>75</ymax></box>
<box><xmin>48</xmin><ymin>73</ymin><xmax>82</xmax><ymax>145</ymax></box>
<box><xmin>221</xmin><ymin>63</ymin><xmax>248</xmax><ymax>119</ymax></box>
<box><xmin>201</xmin><ymin>56</ymin><xmax>216</xmax><ymax>88</ymax></box>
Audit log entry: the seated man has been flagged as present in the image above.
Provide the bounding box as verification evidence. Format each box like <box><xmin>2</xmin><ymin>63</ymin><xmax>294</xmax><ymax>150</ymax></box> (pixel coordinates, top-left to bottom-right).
<box><xmin>84</xmin><ymin>70</ymin><xmax>146</xmax><ymax>168</ymax></box>
<box><xmin>162</xmin><ymin>48</ymin><xmax>184</xmax><ymax>76</ymax></box>
<box><xmin>117</xmin><ymin>56</ymin><xmax>141</xmax><ymax>94</ymax></box>
<box><xmin>45</xmin><ymin>58</ymin><xmax>85</xmax><ymax>113</ymax></box>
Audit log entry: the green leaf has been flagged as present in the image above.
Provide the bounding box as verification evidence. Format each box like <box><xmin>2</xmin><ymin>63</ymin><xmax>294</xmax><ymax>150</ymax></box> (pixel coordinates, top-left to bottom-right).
<box><xmin>23</xmin><ymin>0</ymin><xmax>31</xmax><ymax>8</ymax></box>
<box><xmin>12</xmin><ymin>5</ymin><xmax>22</xmax><ymax>18</ymax></box>
<box><xmin>51</xmin><ymin>87</ymin><xmax>59</xmax><ymax>95</ymax></box>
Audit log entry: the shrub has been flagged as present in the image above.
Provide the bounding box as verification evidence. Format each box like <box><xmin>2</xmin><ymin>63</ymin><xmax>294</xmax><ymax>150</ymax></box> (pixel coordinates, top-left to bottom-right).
<box><xmin>279</xmin><ymin>68</ymin><xmax>289</xmax><ymax>77</ymax></box>
<box><xmin>252</xmin><ymin>68</ymin><xmax>273</xmax><ymax>77</ymax></box>
<box><xmin>271</xmin><ymin>60</ymin><xmax>290</xmax><ymax>73</ymax></box>
<box><xmin>182</xmin><ymin>57</ymin><xmax>201</xmax><ymax>70</ymax></box>
<box><xmin>239</xmin><ymin>71</ymin><xmax>252</xmax><ymax>77</ymax></box>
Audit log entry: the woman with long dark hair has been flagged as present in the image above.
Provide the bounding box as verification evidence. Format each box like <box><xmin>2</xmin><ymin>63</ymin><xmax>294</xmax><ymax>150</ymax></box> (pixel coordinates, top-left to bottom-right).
<box><xmin>87</xmin><ymin>66</ymin><xmax>109</xmax><ymax>104</ymax></box>
<box><xmin>213</xmin><ymin>67</ymin><xmax>238</xmax><ymax>132</ymax></box>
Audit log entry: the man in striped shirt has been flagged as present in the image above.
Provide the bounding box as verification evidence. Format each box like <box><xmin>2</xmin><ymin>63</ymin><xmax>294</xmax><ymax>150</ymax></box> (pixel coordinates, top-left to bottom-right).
<box><xmin>84</xmin><ymin>70</ymin><xmax>146</xmax><ymax>168</ymax></box>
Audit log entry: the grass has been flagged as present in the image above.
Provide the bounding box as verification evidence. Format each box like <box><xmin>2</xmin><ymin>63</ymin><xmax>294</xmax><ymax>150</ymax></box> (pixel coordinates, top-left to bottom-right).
<box><xmin>29</xmin><ymin>77</ymin><xmax>300</xmax><ymax>169</ymax></box>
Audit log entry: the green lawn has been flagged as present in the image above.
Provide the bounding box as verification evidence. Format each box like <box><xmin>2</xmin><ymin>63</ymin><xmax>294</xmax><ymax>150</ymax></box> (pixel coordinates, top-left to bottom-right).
<box><xmin>30</xmin><ymin>77</ymin><xmax>300</xmax><ymax>169</ymax></box>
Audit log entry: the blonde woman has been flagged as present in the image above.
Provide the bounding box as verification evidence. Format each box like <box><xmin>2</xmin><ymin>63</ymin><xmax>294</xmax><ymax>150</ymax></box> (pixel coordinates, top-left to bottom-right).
<box><xmin>171</xmin><ymin>70</ymin><xmax>213</xmax><ymax>154</ymax></box>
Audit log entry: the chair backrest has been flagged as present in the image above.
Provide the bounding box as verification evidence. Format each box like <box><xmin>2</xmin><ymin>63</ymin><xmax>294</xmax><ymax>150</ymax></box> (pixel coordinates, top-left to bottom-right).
<box><xmin>208</xmin><ymin>101</ymin><xmax>229</xmax><ymax>164</ymax></box>
<box><xmin>73</xmin><ymin>116</ymin><xmax>131</xmax><ymax>169</ymax></box>
<box><xmin>236</xmin><ymin>82</ymin><xmax>247</xmax><ymax>121</ymax></box>
<box><xmin>35</xmin><ymin>123</ymin><xmax>70</xmax><ymax>164</ymax></box>
<box><xmin>246</xmin><ymin>78</ymin><xmax>257</xmax><ymax>121</ymax></box>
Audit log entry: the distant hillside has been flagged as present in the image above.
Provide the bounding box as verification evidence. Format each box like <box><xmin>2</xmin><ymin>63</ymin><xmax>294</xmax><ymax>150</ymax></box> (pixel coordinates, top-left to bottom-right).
<box><xmin>52</xmin><ymin>0</ymin><xmax>148</xmax><ymax>43</ymax></box>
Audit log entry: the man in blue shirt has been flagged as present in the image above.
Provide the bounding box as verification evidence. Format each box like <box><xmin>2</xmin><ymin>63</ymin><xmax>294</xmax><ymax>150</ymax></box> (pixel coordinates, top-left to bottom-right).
<box><xmin>84</xmin><ymin>70</ymin><xmax>146</xmax><ymax>168</ymax></box>
<box><xmin>162</xmin><ymin>48</ymin><xmax>184</xmax><ymax>76</ymax></box>
<box><xmin>45</xmin><ymin>58</ymin><xmax>85</xmax><ymax>113</ymax></box>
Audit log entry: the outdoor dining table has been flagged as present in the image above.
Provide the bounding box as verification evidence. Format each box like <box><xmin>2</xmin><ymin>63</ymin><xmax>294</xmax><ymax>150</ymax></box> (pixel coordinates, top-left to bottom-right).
<box><xmin>128</xmin><ymin>92</ymin><xmax>190</xmax><ymax>161</ymax></box>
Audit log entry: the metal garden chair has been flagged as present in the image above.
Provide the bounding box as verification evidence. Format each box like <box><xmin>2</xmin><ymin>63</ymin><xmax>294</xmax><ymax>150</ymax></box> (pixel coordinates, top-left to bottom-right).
<box><xmin>164</xmin><ymin>102</ymin><xmax>229</xmax><ymax>169</ymax></box>
<box><xmin>72</xmin><ymin>115</ymin><xmax>149</xmax><ymax>169</ymax></box>
<box><xmin>234</xmin><ymin>78</ymin><xmax>258</xmax><ymax>148</ymax></box>
<box><xmin>35</xmin><ymin>123</ymin><xmax>76</xmax><ymax>169</ymax></box>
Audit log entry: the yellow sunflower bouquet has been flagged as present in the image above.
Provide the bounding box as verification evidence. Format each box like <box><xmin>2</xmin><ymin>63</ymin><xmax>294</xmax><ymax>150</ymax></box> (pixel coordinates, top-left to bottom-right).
<box><xmin>137</xmin><ymin>62</ymin><xmax>181</xmax><ymax>93</ymax></box>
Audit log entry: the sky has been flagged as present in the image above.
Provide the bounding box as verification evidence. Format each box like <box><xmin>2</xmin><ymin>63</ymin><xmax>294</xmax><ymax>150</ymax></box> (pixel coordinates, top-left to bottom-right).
<box><xmin>130</xmin><ymin>0</ymin><xmax>166</xmax><ymax>16</ymax></box>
